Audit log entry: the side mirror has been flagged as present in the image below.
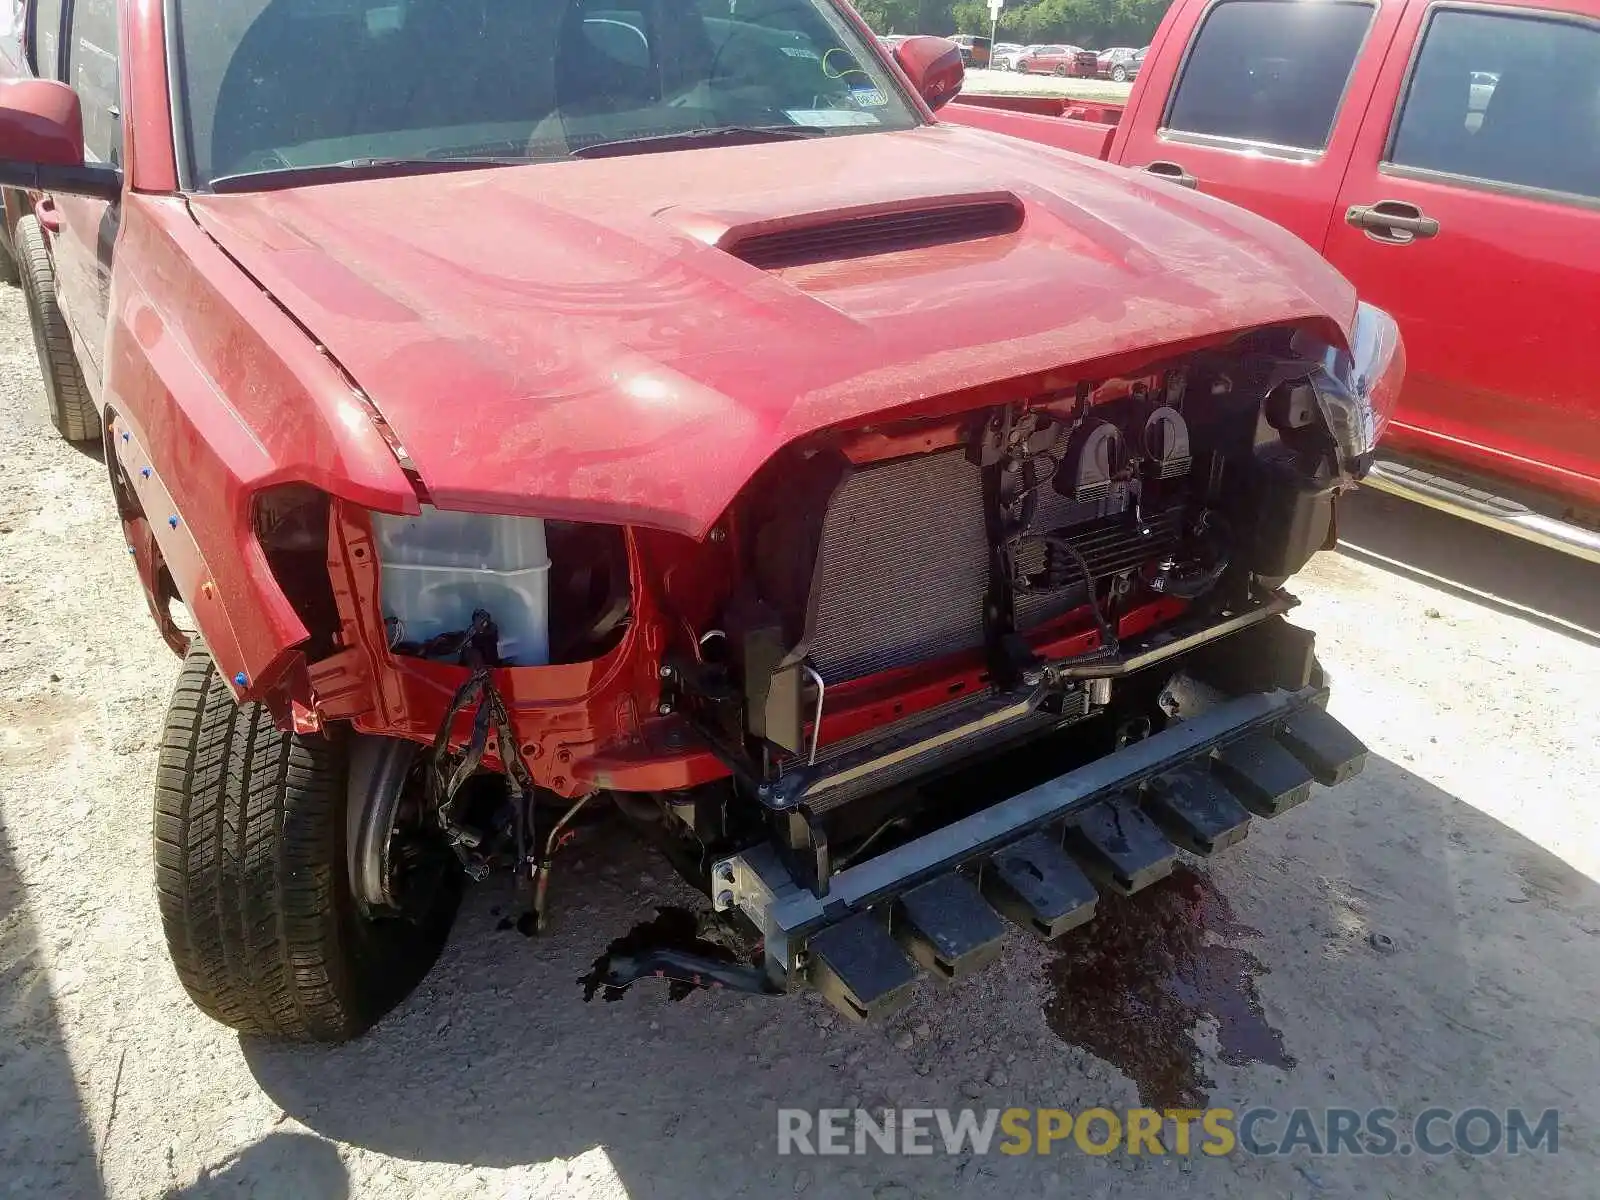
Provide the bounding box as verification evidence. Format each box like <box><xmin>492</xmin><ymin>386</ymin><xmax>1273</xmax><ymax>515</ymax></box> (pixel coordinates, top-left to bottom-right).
<box><xmin>893</xmin><ymin>36</ymin><xmax>965</xmax><ymax>112</ymax></box>
<box><xmin>0</xmin><ymin>79</ymin><xmax>120</xmax><ymax>201</ymax></box>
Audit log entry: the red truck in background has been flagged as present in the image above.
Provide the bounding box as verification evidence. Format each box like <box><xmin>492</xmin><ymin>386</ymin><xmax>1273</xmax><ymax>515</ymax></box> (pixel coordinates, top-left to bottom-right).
<box><xmin>949</xmin><ymin>0</ymin><xmax>1600</xmax><ymax>564</ymax></box>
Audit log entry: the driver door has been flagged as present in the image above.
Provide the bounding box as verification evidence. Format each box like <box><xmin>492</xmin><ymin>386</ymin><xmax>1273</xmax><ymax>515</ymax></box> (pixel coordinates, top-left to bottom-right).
<box><xmin>49</xmin><ymin>0</ymin><xmax>118</xmax><ymax>395</ymax></box>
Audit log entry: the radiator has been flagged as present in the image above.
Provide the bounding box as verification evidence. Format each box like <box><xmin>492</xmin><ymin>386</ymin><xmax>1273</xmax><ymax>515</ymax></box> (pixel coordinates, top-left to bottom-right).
<box><xmin>803</xmin><ymin>447</ymin><xmax>1183</xmax><ymax>686</ymax></box>
<box><xmin>805</xmin><ymin>449</ymin><xmax>990</xmax><ymax>685</ymax></box>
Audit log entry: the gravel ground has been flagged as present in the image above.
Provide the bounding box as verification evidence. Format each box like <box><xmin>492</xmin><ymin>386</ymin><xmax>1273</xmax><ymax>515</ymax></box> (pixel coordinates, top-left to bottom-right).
<box><xmin>1</xmin><ymin>277</ymin><xmax>1599</xmax><ymax>1200</ymax></box>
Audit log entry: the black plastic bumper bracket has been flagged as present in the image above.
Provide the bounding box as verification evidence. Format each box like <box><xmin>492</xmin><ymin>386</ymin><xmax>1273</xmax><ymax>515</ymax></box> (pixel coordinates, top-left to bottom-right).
<box><xmin>806</xmin><ymin>911</ymin><xmax>920</xmax><ymax>1021</ymax></box>
<box><xmin>1277</xmin><ymin>705</ymin><xmax>1369</xmax><ymax>786</ymax></box>
<box><xmin>1213</xmin><ymin>733</ymin><xmax>1315</xmax><ymax>817</ymax></box>
<box><xmin>1065</xmin><ymin>797</ymin><xmax>1177</xmax><ymax>895</ymax></box>
<box><xmin>981</xmin><ymin>831</ymin><xmax>1099</xmax><ymax>939</ymax></box>
<box><xmin>1144</xmin><ymin>765</ymin><xmax>1253</xmax><ymax>855</ymax></box>
<box><xmin>892</xmin><ymin>873</ymin><xmax>1007</xmax><ymax>980</ymax></box>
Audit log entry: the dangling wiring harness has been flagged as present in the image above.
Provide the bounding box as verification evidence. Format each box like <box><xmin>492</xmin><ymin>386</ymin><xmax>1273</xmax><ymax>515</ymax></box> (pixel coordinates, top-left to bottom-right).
<box><xmin>424</xmin><ymin>610</ymin><xmax>590</xmax><ymax>932</ymax></box>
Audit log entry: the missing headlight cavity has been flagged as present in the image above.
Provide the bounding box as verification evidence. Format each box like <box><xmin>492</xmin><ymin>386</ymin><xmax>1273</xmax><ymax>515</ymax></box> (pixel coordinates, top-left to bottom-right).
<box><xmin>255</xmin><ymin>484</ymin><xmax>341</xmax><ymax>660</ymax></box>
<box><xmin>545</xmin><ymin>521</ymin><xmax>630</xmax><ymax>663</ymax></box>
<box><xmin>374</xmin><ymin>506</ymin><xmax>630</xmax><ymax>666</ymax></box>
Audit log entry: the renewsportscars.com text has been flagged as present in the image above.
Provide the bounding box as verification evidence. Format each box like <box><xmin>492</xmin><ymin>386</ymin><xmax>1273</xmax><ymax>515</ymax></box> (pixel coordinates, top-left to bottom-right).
<box><xmin>776</xmin><ymin>1106</ymin><xmax>1560</xmax><ymax>1158</ymax></box>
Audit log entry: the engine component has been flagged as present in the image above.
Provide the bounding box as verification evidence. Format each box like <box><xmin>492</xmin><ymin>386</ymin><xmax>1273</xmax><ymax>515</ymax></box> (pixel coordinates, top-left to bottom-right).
<box><xmin>1143</xmin><ymin>406</ymin><xmax>1192</xmax><ymax>479</ymax></box>
<box><xmin>1248</xmin><ymin>455</ymin><xmax>1338</xmax><ymax>581</ymax></box>
<box><xmin>1141</xmin><ymin>510</ymin><xmax>1230</xmax><ymax>599</ymax></box>
<box><xmin>1059</xmin><ymin>420</ymin><xmax>1125</xmax><ymax>502</ymax></box>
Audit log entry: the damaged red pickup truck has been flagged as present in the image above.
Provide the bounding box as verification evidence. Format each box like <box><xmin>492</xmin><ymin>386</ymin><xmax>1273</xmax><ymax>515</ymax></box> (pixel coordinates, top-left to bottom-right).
<box><xmin>4</xmin><ymin>1</ymin><xmax>1397</xmax><ymax>1040</ymax></box>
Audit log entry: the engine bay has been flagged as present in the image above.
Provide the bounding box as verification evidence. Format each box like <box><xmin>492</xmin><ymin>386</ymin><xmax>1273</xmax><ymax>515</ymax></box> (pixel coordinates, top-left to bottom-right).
<box><xmin>664</xmin><ymin>331</ymin><xmax>1346</xmax><ymax>785</ymax></box>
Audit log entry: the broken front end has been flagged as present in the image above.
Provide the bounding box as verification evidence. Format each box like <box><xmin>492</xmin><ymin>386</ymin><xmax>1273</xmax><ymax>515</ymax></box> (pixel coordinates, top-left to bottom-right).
<box><xmin>331</xmin><ymin>310</ymin><xmax>1398</xmax><ymax>1020</ymax></box>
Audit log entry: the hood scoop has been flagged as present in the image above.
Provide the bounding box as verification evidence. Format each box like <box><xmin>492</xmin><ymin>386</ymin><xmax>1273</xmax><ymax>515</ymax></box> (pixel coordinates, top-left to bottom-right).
<box><xmin>721</xmin><ymin>196</ymin><xmax>1024</xmax><ymax>271</ymax></box>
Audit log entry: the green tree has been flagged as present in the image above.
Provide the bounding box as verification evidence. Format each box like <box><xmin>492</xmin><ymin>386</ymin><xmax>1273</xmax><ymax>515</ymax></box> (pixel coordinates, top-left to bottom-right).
<box><xmin>857</xmin><ymin>0</ymin><xmax>1173</xmax><ymax>46</ymax></box>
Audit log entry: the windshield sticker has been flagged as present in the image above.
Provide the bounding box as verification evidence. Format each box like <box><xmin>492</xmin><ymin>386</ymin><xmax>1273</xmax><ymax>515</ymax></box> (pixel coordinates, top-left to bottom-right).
<box><xmin>785</xmin><ymin>109</ymin><xmax>880</xmax><ymax>128</ymax></box>
<box><xmin>850</xmin><ymin>84</ymin><xmax>888</xmax><ymax>107</ymax></box>
<box><xmin>779</xmin><ymin>45</ymin><xmax>821</xmax><ymax>60</ymax></box>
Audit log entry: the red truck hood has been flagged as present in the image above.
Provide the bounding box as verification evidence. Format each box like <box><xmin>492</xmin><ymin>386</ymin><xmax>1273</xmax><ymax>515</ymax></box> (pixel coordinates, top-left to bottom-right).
<box><xmin>188</xmin><ymin>124</ymin><xmax>1355</xmax><ymax>537</ymax></box>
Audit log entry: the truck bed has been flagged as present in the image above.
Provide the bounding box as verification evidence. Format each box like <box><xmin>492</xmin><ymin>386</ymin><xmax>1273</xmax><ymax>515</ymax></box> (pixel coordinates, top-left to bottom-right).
<box><xmin>945</xmin><ymin>93</ymin><xmax>1124</xmax><ymax>160</ymax></box>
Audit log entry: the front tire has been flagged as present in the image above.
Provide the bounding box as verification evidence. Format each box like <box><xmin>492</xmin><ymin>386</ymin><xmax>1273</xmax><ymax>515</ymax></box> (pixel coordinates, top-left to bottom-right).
<box><xmin>1111</xmin><ymin>65</ymin><xmax>1129</xmax><ymax>82</ymax></box>
<box><xmin>153</xmin><ymin>649</ymin><xmax>460</xmax><ymax>1042</ymax></box>
<box><xmin>15</xmin><ymin>215</ymin><xmax>100</xmax><ymax>444</ymax></box>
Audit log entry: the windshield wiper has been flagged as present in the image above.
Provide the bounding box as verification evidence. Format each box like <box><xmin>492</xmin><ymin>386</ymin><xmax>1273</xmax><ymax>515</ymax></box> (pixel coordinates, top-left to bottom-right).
<box><xmin>570</xmin><ymin>125</ymin><xmax>825</xmax><ymax>160</ymax></box>
<box><xmin>209</xmin><ymin>155</ymin><xmax>545</xmax><ymax>193</ymax></box>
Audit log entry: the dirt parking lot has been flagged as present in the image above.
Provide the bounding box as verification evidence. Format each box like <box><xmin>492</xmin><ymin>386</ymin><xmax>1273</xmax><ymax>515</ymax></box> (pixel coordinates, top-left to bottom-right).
<box><xmin>1</xmin><ymin>277</ymin><xmax>1598</xmax><ymax>1199</ymax></box>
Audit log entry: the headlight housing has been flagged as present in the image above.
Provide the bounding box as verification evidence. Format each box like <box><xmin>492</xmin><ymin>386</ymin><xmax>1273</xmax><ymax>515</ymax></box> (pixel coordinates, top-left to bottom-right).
<box><xmin>368</xmin><ymin>508</ymin><xmax>632</xmax><ymax>667</ymax></box>
<box><xmin>370</xmin><ymin>506</ymin><xmax>553</xmax><ymax>665</ymax></box>
<box><xmin>1291</xmin><ymin>302</ymin><xmax>1406</xmax><ymax>470</ymax></box>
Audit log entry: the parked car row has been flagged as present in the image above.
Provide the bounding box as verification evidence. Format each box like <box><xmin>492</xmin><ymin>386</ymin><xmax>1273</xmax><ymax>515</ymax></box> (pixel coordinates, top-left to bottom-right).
<box><xmin>999</xmin><ymin>43</ymin><xmax>1147</xmax><ymax>80</ymax></box>
<box><xmin>880</xmin><ymin>36</ymin><xmax>1145</xmax><ymax>81</ymax></box>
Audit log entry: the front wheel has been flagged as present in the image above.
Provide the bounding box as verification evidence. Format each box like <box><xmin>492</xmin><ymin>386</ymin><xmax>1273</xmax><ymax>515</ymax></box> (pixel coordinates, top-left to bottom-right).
<box><xmin>153</xmin><ymin>649</ymin><xmax>460</xmax><ymax>1042</ymax></box>
<box><xmin>1111</xmin><ymin>65</ymin><xmax>1129</xmax><ymax>82</ymax></box>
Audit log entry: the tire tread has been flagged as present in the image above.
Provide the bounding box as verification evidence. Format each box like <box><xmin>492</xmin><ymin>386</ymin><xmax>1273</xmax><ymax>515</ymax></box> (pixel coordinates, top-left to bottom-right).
<box><xmin>15</xmin><ymin>215</ymin><xmax>100</xmax><ymax>444</ymax></box>
<box><xmin>154</xmin><ymin>650</ymin><xmax>365</xmax><ymax>1040</ymax></box>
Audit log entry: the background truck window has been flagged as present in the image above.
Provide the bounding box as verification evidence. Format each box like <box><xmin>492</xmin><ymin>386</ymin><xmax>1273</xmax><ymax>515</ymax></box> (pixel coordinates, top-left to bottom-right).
<box><xmin>31</xmin><ymin>0</ymin><xmax>63</xmax><ymax>79</ymax></box>
<box><xmin>68</xmin><ymin>0</ymin><xmax>119</xmax><ymax>163</ymax></box>
<box><xmin>1164</xmin><ymin>0</ymin><xmax>1373</xmax><ymax>151</ymax></box>
<box><xmin>1389</xmin><ymin>8</ymin><xmax>1600</xmax><ymax>201</ymax></box>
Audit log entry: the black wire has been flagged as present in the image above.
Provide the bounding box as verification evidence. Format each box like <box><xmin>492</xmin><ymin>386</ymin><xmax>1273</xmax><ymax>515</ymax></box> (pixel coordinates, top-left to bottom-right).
<box><xmin>1003</xmin><ymin>450</ymin><xmax>1061</xmax><ymax>522</ymax></box>
<box><xmin>1048</xmin><ymin>535</ymin><xmax>1118</xmax><ymax>657</ymax></box>
<box><xmin>1012</xmin><ymin>531</ymin><xmax>1120</xmax><ymax>662</ymax></box>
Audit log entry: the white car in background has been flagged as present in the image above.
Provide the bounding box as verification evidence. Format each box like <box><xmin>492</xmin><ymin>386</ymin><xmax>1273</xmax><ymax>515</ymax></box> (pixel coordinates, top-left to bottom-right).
<box><xmin>991</xmin><ymin>42</ymin><xmax>1025</xmax><ymax>69</ymax></box>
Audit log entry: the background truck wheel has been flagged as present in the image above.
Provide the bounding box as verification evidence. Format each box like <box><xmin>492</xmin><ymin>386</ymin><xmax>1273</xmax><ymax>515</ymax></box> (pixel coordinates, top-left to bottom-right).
<box><xmin>16</xmin><ymin>215</ymin><xmax>100</xmax><ymax>444</ymax></box>
<box><xmin>153</xmin><ymin>648</ymin><xmax>460</xmax><ymax>1042</ymax></box>
<box><xmin>0</xmin><ymin>230</ymin><xmax>21</xmax><ymax>287</ymax></box>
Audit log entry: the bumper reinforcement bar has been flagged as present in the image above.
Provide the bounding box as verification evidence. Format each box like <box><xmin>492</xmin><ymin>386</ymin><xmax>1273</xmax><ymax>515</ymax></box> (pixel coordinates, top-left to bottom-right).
<box><xmin>757</xmin><ymin>594</ymin><xmax>1297</xmax><ymax>815</ymax></box>
<box><xmin>714</xmin><ymin>686</ymin><xmax>1365</xmax><ymax>1020</ymax></box>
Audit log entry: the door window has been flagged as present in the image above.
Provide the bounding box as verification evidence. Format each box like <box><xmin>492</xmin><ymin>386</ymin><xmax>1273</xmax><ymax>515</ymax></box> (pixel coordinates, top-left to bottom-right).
<box><xmin>1165</xmin><ymin>0</ymin><xmax>1374</xmax><ymax>151</ymax></box>
<box><xmin>68</xmin><ymin>0</ymin><xmax>120</xmax><ymax>164</ymax></box>
<box><xmin>31</xmin><ymin>0</ymin><xmax>64</xmax><ymax>78</ymax></box>
<box><xmin>1388</xmin><ymin>8</ymin><xmax>1600</xmax><ymax>201</ymax></box>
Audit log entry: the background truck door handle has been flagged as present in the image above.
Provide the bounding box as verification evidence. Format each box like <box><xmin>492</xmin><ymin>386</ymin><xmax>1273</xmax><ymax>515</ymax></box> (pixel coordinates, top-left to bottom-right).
<box><xmin>1345</xmin><ymin>200</ymin><xmax>1440</xmax><ymax>243</ymax></box>
<box><xmin>1142</xmin><ymin>161</ymin><xmax>1198</xmax><ymax>189</ymax></box>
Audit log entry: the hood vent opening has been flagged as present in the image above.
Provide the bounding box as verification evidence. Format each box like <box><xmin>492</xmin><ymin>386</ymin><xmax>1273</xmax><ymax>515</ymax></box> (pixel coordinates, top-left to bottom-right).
<box><xmin>725</xmin><ymin>200</ymin><xmax>1024</xmax><ymax>271</ymax></box>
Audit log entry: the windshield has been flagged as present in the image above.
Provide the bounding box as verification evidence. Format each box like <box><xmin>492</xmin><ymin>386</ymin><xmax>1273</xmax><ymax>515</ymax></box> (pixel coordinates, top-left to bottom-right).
<box><xmin>173</xmin><ymin>0</ymin><xmax>920</xmax><ymax>188</ymax></box>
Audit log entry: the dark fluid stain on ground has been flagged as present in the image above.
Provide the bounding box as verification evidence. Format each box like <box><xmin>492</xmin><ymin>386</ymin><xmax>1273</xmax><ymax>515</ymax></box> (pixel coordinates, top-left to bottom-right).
<box><xmin>1044</xmin><ymin>864</ymin><xmax>1294</xmax><ymax>1108</ymax></box>
<box><xmin>578</xmin><ymin>906</ymin><xmax>741</xmax><ymax>1003</ymax></box>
